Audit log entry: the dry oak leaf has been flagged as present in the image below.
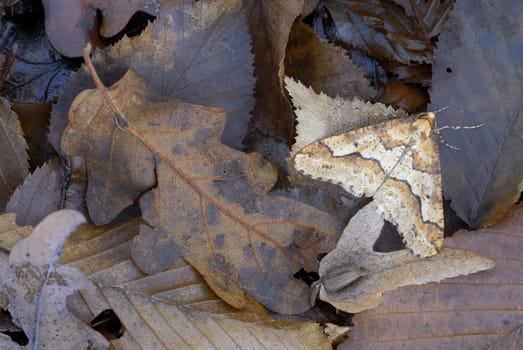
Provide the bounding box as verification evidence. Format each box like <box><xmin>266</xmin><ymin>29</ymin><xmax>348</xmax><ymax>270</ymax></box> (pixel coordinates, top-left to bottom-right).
<box><xmin>340</xmin><ymin>203</ymin><xmax>523</xmax><ymax>350</ymax></box>
<box><xmin>429</xmin><ymin>0</ymin><xmax>523</xmax><ymax>227</ymax></box>
<box><xmin>286</xmin><ymin>77</ymin><xmax>407</xmax><ymax>154</ymax></box>
<box><xmin>51</xmin><ymin>0</ymin><xmax>254</xmax><ymax>152</ymax></box>
<box><xmin>284</xmin><ymin>20</ymin><xmax>374</xmax><ymax>100</ymax></box>
<box><xmin>62</xmin><ymin>69</ymin><xmax>343</xmax><ymax>314</ymax></box>
<box><xmin>294</xmin><ymin>112</ymin><xmax>443</xmax><ymax>256</ymax></box>
<box><xmin>0</xmin><ymin>210</ymin><xmax>108</xmax><ymax>349</ymax></box>
<box><xmin>0</xmin><ymin>97</ymin><xmax>29</xmax><ymax>211</ymax></box>
<box><xmin>0</xmin><ymin>208</ymin><xmax>333</xmax><ymax>349</ymax></box>
<box><xmin>314</xmin><ymin>201</ymin><xmax>493</xmax><ymax>314</ymax></box>
<box><xmin>42</xmin><ymin>0</ymin><xmax>160</xmax><ymax>57</ymax></box>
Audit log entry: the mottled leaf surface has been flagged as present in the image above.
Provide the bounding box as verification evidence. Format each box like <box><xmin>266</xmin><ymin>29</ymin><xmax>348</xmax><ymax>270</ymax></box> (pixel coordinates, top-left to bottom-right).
<box><xmin>340</xmin><ymin>203</ymin><xmax>523</xmax><ymax>350</ymax></box>
<box><xmin>63</xmin><ymin>69</ymin><xmax>342</xmax><ymax>314</ymax></box>
<box><xmin>0</xmin><ymin>210</ymin><xmax>108</xmax><ymax>349</ymax></box>
<box><xmin>430</xmin><ymin>0</ymin><xmax>523</xmax><ymax>227</ymax></box>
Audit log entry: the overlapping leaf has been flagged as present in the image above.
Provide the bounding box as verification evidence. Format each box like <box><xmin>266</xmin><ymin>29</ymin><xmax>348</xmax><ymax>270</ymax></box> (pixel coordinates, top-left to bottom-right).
<box><xmin>340</xmin><ymin>204</ymin><xmax>523</xmax><ymax>349</ymax></box>
<box><xmin>0</xmin><ymin>97</ymin><xmax>28</xmax><ymax>211</ymax></box>
<box><xmin>0</xmin><ymin>210</ymin><xmax>334</xmax><ymax>349</ymax></box>
<box><xmin>50</xmin><ymin>0</ymin><xmax>254</xmax><ymax>151</ymax></box>
<box><xmin>430</xmin><ymin>0</ymin><xmax>523</xmax><ymax>227</ymax></box>
<box><xmin>63</xmin><ymin>69</ymin><xmax>343</xmax><ymax>314</ymax></box>
<box><xmin>42</xmin><ymin>0</ymin><xmax>159</xmax><ymax>57</ymax></box>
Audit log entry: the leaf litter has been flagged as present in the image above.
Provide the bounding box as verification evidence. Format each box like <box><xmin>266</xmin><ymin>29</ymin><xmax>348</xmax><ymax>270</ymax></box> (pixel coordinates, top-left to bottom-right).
<box><xmin>0</xmin><ymin>0</ymin><xmax>521</xmax><ymax>348</ymax></box>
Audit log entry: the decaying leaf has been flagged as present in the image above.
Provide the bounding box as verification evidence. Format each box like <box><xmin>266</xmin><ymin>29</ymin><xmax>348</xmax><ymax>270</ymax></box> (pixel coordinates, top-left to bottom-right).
<box><xmin>247</xmin><ymin>0</ymin><xmax>304</xmax><ymax>143</ymax></box>
<box><xmin>487</xmin><ymin>323</ymin><xmax>523</xmax><ymax>350</ymax></box>
<box><xmin>0</xmin><ymin>211</ymin><xmax>334</xmax><ymax>349</ymax></box>
<box><xmin>314</xmin><ymin>201</ymin><xmax>494</xmax><ymax>313</ymax></box>
<box><xmin>6</xmin><ymin>158</ymin><xmax>63</xmax><ymax>226</ymax></box>
<box><xmin>50</xmin><ymin>0</ymin><xmax>254</xmax><ymax>151</ymax></box>
<box><xmin>0</xmin><ymin>210</ymin><xmax>108</xmax><ymax>349</ymax></box>
<box><xmin>324</xmin><ymin>0</ymin><xmax>453</xmax><ymax>64</ymax></box>
<box><xmin>284</xmin><ymin>20</ymin><xmax>374</xmax><ymax>99</ymax></box>
<box><xmin>430</xmin><ymin>0</ymin><xmax>523</xmax><ymax>227</ymax></box>
<box><xmin>63</xmin><ymin>68</ymin><xmax>343</xmax><ymax>314</ymax></box>
<box><xmin>42</xmin><ymin>0</ymin><xmax>159</xmax><ymax>57</ymax></box>
<box><xmin>286</xmin><ymin>77</ymin><xmax>406</xmax><ymax>154</ymax></box>
<box><xmin>340</xmin><ymin>203</ymin><xmax>523</xmax><ymax>350</ymax></box>
<box><xmin>0</xmin><ymin>97</ymin><xmax>29</xmax><ymax>211</ymax></box>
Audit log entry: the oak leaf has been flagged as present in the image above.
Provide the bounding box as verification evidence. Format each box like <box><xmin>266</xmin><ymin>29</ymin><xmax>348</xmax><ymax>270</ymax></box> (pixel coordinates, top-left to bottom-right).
<box><xmin>62</xmin><ymin>69</ymin><xmax>343</xmax><ymax>314</ymax></box>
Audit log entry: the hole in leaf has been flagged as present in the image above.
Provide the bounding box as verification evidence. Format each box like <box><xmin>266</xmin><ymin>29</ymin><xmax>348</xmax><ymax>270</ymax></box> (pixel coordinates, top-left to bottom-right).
<box><xmin>293</xmin><ymin>268</ymin><xmax>319</xmax><ymax>286</ymax></box>
<box><xmin>446</xmin><ymin>67</ymin><xmax>453</xmax><ymax>73</ymax></box>
<box><xmin>100</xmin><ymin>11</ymin><xmax>156</xmax><ymax>47</ymax></box>
<box><xmin>0</xmin><ymin>309</ymin><xmax>29</xmax><ymax>345</ymax></box>
<box><xmin>373</xmin><ymin>220</ymin><xmax>406</xmax><ymax>252</ymax></box>
<box><xmin>90</xmin><ymin>309</ymin><xmax>124</xmax><ymax>340</ymax></box>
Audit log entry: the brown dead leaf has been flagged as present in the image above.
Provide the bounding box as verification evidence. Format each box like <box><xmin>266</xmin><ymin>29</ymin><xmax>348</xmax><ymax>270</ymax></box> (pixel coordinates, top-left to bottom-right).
<box><xmin>340</xmin><ymin>203</ymin><xmax>523</xmax><ymax>350</ymax></box>
<box><xmin>314</xmin><ymin>201</ymin><xmax>493</xmax><ymax>313</ymax></box>
<box><xmin>284</xmin><ymin>20</ymin><xmax>374</xmax><ymax>99</ymax></box>
<box><xmin>247</xmin><ymin>0</ymin><xmax>304</xmax><ymax>144</ymax></box>
<box><xmin>63</xmin><ymin>69</ymin><xmax>343</xmax><ymax>314</ymax></box>
<box><xmin>50</xmin><ymin>0</ymin><xmax>254</xmax><ymax>151</ymax></box>
<box><xmin>0</xmin><ymin>212</ymin><xmax>333</xmax><ymax>349</ymax></box>
<box><xmin>324</xmin><ymin>0</ymin><xmax>453</xmax><ymax>64</ymax></box>
<box><xmin>487</xmin><ymin>323</ymin><xmax>523</xmax><ymax>350</ymax></box>
<box><xmin>285</xmin><ymin>77</ymin><xmax>407</xmax><ymax>154</ymax></box>
<box><xmin>6</xmin><ymin>158</ymin><xmax>63</xmax><ymax>226</ymax></box>
<box><xmin>0</xmin><ymin>210</ymin><xmax>108</xmax><ymax>349</ymax></box>
<box><xmin>0</xmin><ymin>97</ymin><xmax>28</xmax><ymax>211</ymax></box>
<box><xmin>42</xmin><ymin>0</ymin><xmax>159</xmax><ymax>57</ymax></box>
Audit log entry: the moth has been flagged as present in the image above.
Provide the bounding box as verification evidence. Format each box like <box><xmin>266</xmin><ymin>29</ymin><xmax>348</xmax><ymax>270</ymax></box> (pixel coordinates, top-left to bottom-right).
<box><xmin>294</xmin><ymin>112</ymin><xmax>445</xmax><ymax>257</ymax></box>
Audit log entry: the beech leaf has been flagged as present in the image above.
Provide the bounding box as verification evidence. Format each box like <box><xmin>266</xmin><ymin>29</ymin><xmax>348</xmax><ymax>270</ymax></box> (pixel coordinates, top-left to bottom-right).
<box><xmin>286</xmin><ymin>77</ymin><xmax>407</xmax><ymax>154</ymax></box>
<box><xmin>7</xmin><ymin>158</ymin><xmax>63</xmax><ymax>226</ymax></box>
<box><xmin>429</xmin><ymin>0</ymin><xmax>523</xmax><ymax>227</ymax></box>
<box><xmin>314</xmin><ymin>201</ymin><xmax>494</xmax><ymax>313</ymax></box>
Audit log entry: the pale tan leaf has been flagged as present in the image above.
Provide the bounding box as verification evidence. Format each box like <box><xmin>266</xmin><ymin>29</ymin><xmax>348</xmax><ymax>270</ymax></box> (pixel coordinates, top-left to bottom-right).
<box><xmin>0</xmin><ymin>97</ymin><xmax>29</xmax><ymax>211</ymax></box>
<box><xmin>341</xmin><ymin>203</ymin><xmax>523</xmax><ymax>349</ymax></box>
<box><xmin>284</xmin><ymin>20</ymin><xmax>374</xmax><ymax>99</ymax></box>
<box><xmin>286</xmin><ymin>76</ymin><xmax>406</xmax><ymax>154</ymax></box>
<box><xmin>315</xmin><ymin>202</ymin><xmax>494</xmax><ymax>313</ymax></box>
<box><xmin>0</xmin><ymin>214</ymin><xmax>333</xmax><ymax>349</ymax></box>
<box><xmin>0</xmin><ymin>210</ymin><xmax>108</xmax><ymax>349</ymax></box>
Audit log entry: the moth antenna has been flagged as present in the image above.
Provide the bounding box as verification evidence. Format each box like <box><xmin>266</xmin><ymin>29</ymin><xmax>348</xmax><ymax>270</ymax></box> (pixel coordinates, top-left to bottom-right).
<box><xmin>430</xmin><ymin>106</ymin><xmax>484</xmax><ymax>150</ymax></box>
<box><xmin>431</xmin><ymin>105</ymin><xmax>452</xmax><ymax>114</ymax></box>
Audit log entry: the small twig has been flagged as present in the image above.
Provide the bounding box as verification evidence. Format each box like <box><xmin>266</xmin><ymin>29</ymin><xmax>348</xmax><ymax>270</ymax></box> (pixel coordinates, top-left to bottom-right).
<box><xmin>0</xmin><ymin>42</ymin><xmax>17</xmax><ymax>88</ymax></box>
<box><xmin>82</xmin><ymin>43</ymin><xmax>128</xmax><ymax>129</ymax></box>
